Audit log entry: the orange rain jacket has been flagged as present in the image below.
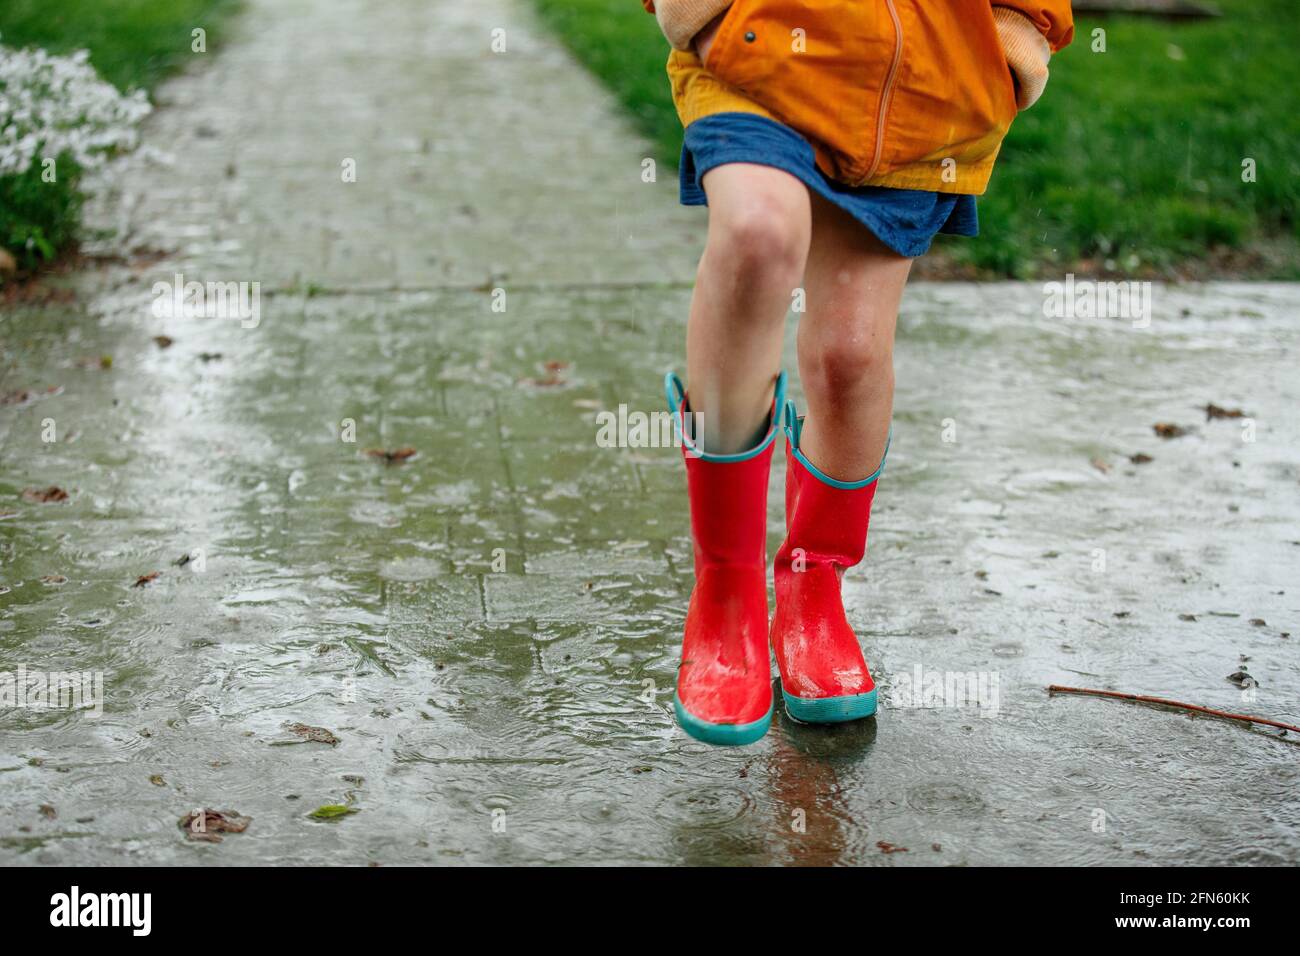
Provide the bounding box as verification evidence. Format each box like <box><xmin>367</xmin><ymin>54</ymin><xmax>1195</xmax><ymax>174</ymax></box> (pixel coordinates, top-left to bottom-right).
<box><xmin>642</xmin><ymin>1</ymin><xmax>1074</xmax><ymax>194</ymax></box>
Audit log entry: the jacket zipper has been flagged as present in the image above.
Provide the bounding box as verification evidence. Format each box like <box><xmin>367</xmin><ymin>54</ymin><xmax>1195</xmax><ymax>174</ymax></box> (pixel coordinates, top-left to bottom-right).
<box><xmin>861</xmin><ymin>0</ymin><xmax>904</xmax><ymax>183</ymax></box>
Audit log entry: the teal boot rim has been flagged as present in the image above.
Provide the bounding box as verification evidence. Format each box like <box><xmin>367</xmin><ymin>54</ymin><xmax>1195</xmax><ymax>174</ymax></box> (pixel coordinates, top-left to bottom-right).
<box><xmin>665</xmin><ymin>370</ymin><xmax>786</xmax><ymax>462</ymax></box>
<box><xmin>783</xmin><ymin>398</ymin><xmax>890</xmax><ymax>489</ymax></box>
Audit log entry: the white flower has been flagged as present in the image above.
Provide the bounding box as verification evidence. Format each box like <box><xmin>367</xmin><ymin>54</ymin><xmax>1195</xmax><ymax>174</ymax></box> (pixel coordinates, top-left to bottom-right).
<box><xmin>0</xmin><ymin>37</ymin><xmax>152</xmax><ymax>178</ymax></box>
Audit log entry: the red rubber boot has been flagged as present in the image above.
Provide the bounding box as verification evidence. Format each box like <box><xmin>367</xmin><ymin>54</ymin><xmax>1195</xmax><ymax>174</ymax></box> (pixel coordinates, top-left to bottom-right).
<box><xmin>666</xmin><ymin>371</ymin><xmax>785</xmax><ymax>746</ymax></box>
<box><xmin>770</xmin><ymin>399</ymin><xmax>886</xmax><ymax>722</ymax></box>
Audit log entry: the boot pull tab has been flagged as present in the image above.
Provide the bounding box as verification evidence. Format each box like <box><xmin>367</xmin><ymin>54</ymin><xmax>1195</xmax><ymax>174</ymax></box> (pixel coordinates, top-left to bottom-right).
<box><xmin>783</xmin><ymin>398</ymin><xmax>803</xmax><ymax>449</ymax></box>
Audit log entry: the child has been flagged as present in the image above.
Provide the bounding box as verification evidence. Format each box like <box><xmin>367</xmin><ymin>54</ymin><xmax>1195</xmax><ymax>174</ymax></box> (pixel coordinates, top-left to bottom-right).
<box><xmin>646</xmin><ymin>1</ymin><xmax>1074</xmax><ymax>744</ymax></box>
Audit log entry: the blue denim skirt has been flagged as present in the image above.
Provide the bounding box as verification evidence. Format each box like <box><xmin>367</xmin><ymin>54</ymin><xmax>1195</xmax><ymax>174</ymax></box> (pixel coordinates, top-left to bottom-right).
<box><xmin>680</xmin><ymin>112</ymin><xmax>978</xmax><ymax>258</ymax></box>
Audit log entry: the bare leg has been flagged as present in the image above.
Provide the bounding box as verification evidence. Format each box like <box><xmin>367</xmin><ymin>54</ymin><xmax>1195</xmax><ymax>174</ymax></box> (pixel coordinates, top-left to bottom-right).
<box><xmin>797</xmin><ymin>193</ymin><xmax>913</xmax><ymax>479</ymax></box>
<box><xmin>686</xmin><ymin>163</ymin><xmax>811</xmax><ymax>454</ymax></box>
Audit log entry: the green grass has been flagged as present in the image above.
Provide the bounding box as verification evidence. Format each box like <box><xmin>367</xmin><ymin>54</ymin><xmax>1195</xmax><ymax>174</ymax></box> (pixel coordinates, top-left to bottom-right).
<box><xmin>0</xmin><ymin>0</ymin><xmax>241</xmax><ymax>271</ymax></box>
<box><xmin>531</xmin><ymin>0</ymin><xmax>1300</xmax><ymax>277</ymax></box>
<box><xmin>1</xmin><ymin>158</ymin><xmax>84</xmax><ymax>268</ymax></box>
<box><xmin>0</xmin><ymin>0</ymin><xmax>241</xmax><ymax>94</ymax></box>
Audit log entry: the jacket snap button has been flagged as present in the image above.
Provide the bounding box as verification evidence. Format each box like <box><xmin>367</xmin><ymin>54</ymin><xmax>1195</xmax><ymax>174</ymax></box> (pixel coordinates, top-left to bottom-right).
<box><xmin>744</xmin><ymin>31</ymin><xmax>756</xmax><ymax>42</ymax></box>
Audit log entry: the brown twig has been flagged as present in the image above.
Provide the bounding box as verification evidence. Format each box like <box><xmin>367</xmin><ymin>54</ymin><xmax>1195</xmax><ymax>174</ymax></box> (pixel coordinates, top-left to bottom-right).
<box><xmin>1047</xmin><ymin>685</ymin><xmax>1300</xmax><ymax>735</ymax></box>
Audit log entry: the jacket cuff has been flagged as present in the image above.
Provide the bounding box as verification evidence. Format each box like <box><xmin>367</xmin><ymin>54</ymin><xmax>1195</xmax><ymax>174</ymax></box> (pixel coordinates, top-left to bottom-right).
<box><xmin>652</xmin><ymin>0</ymin><xmax>733</xmax><ymax>52</ymax></box>
<box><xmin>992</xmin><ymin>6</ymin><xmax>1052</xmax><ymax>110</ymax></box>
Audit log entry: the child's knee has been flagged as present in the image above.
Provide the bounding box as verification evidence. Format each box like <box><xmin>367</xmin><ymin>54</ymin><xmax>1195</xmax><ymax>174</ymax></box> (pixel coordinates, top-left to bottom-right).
<box><xmin>803</xmin><ymin>328</ymin><xmax>893</xmax><ymax>395</ymax></box>
<box><xmin>706</xmin><ymin>189</ymin><xmax>809</xmax><ymax>283</ymax></box>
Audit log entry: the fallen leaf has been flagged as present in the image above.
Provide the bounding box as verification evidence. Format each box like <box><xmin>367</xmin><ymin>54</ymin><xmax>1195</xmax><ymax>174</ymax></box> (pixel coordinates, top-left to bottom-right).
<box><xmin>1179</xmin><ymin>613</ymin><xmax>1197</xmax><ymax>622</ymax></box>
<box><xmin>149</xmin><ymin>774</ymin><xmax>165</xmax><ymax>786</ymax></box>
<box><xmin>1153</xmin><ymin>423</ymin><xmax>1188</xmax><ymax>439</ymax></box>
<box><xmin>521</xmin><ymin>359</ymin><xmax>572</xmax><ymax>388</ymax></box>
<box><xmin>74</xmin><ymin>355</ymin><xmax>112</xmax><ymax>370</ymax></box>
<box><xmin>41</xmin><ymin>575</ymin><xmax>67</xmax><ymax>586</ymax></box>
<box><xmin>363</xmin><ymin>447</ymin><xmax>417</xmax><ymax>464</ymax></box>
<box><xmin>178</xmin><ymin>808</ymin><xmax>251</xmax><ymax>843</ymax></box>
<box><xmin>1113</xmin><ymin>611</ymin><xmax>1131</xmax><ymax>619</ymax></box>
<box><xmin>877</xmin><ymin>841</ymin><xmax>909</xmax><ymax>854</ymax></box>
<box><xmin>1250</xmin><ymin>618</ymin><xmax>1267</xmax><ymax>627</ymax></box>
<box><xmin>153</xmin><ymin>335</ymin><xmax>174</xmax><ymax>349</ymax></box>
<box><xmin>21</xmin><ymin>486</ymin><xmax>69</xmax><ymax>503</ymax></box>
<box><xmin>3</xmin><ymin>385</ymin><xmax>63</xmax><ymax>406</ymax></box>
<box><xmin>285</xmin><ymin>722</ymin><xmax>340</xmax><ymax>746</ymax></box>
<box><xmin>198</xmin><ymin>352</ymin><xmax>223</xmax><ymax>362</ymax></box>
<box><xmin>133</xmin><ymin>571</ymin><xmax>162</xmax><ymax>588</ymax></box>
<box><xmin>1205</xmin><ymin>403</ymin><xmax>1245</xmax><ymax>421</ymax></box>
<box><xmin>1090</xmin><ymin>457</ymin><xmax>1111</xmax><ymax>474</ymax></box>
<box><xmin>1129</xmin><ymin>453</ymin><xmax>1154</xmax><ymax>464</ymax></box>
<box><xmin>39</xmin><ymin>804</ymin><xmax>56</xmax><ymax>820</ymax></box>
<box><xmin>309</xmin><ymin>804</ymin><xmax>358</xmax><ymax>820</ymax></box>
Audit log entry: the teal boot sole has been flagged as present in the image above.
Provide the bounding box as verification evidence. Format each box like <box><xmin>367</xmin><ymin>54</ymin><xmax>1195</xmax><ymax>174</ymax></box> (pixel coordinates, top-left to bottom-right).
<box><xmin>780</xmin><ymin>685</ymin><xmax>878</xmax><ymax>724</ymax></box>
<box><xmin>673</xmin><ymin>693</ymin><xmax>773</xmax><ymax>746</ymax></box>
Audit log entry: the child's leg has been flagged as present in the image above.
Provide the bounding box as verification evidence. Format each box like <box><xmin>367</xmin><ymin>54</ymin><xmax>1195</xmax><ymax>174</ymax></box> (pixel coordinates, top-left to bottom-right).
<box><xmin>669</xmin><ymin>162</ymin><xmax>809</xmax><ymax>746</ymax></box>
<box><xmin>687</xmin><ymin>163</ymin><xmax>811</xmax><ymax>454</ymax></box>
<box><xmin>769</xmin><ymin>195</ymin><xmax>912</xmax><ymax>724</ymax></box>
<box><xmin>796</xmin><ymin>193</ymin><xmax>912</xmax><ymax>478</ymax></box>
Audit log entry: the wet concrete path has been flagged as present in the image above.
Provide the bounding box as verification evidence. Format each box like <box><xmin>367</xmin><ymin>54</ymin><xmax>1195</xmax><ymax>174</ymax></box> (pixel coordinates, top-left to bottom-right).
<box><xmin>2</xmin><ymin>0</ymin><xmax>1298</xmax><ymax>865</ymax></box>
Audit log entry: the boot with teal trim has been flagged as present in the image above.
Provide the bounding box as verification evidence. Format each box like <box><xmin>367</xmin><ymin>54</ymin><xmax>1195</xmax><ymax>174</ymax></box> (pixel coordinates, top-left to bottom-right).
<box><xmin>770</xmin><ymin>400</ymin><xmax>885</xmax><ymax>723</ymax></box>
<box><xmin>665</xmin><ymin>371</ymin><xmax>785</xmax><ymax>746</ymax></box>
